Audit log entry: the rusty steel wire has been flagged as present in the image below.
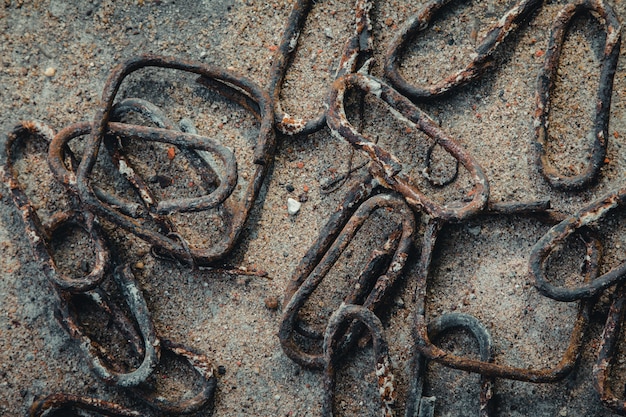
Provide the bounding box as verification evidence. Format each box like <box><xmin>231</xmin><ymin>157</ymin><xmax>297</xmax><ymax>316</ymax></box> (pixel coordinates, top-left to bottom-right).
<box><xmin>530</xmin><ymin>187</ymin><xmax>626</xmax><ymax>302</ymax></box>
<box><xmin>405</xmin><ymin>312</ymin><xmax>495</xmax><ymax>417</ymax></box>
<box><xmin>269</xmin><ymin>0</ymin><xmax>373</xmax><ymax>135</ymax></box>
<box><xmin>129</xmin><ymin>338</ymin><xmax>217</xmax><ymax>415</ymax></box>
<box><xmin>327</xmin><ymin>72</ymin><xmax>490</xmax><ymax>223</ymax></box>
<box><xmin>110</xmin><ymin>98</ymin><xmax>223</xmax><ymax>198</ymax></box>
<box><xmin>322</xmin><ymin>304</ymin><xmax>396</xmax><ymax>417</ymax></box>
<box><xmin>4</xmin><ymin>117</ymin><xmax>219</xmax><ymax>411</ymax></box>
<box><xmin>55</xmin><ymin>264</ymin><xmax>161</xmax><ymax>388</ymax></box>
<box><xmin>53</xmin><ymin>261</ymin><xmax>216</xmax><ymax>411</ymax></box>
<box><xmin>280</xmin><ymin>180</ymin><xmax>415</xmax><ymax>369</ymax></box>
<box><xmin>29</xmin><ymin>393</ymin><xmax>143</xmax><ymax>417</ymax></box>
<box><xmin>422</xmin><ymin>141</ymin><xmax>460</xmax><ymax>188</ymax></box>
<box><xmin>532</xmin><ymin>0</ymin><xmax>621</xmax><ymax>190</ymax></box>
<box><xmin>71</xmin><ymin>54</ymin><xmax>275</xmax><ymax>266</ymax></box>
<box><xmin>1</xmin><ymin>121</ymin><xmax>111</xmax><ymax>293</ymax></box>
<box><xmin>54</xmin><ymin>264</ymin><xmax>216</xmax><ymax>413</ymax></box>
<box><xmin>594</xmin><ymin>282</ymin><xmax>626</xmax><ymax>415</ymax></box>
<box><xmin>412</xmin><ymin>202</ymin><xmax>598</xmax><ymax>383</ymax></box>
<box><xmin>384</xmin><ymin>0</ymin><xmax>542</xmax><ymax>100</ymax></box>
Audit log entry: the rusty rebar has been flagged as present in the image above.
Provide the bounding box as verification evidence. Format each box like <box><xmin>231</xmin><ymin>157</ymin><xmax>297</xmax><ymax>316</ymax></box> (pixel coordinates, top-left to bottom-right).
<box><xmin>327</xmin><ymin>72</ymin><xmax>489</xmax><ymax>223</ymax></box>
<box><xmin>1</xmin><ymin>121</ymin><xmax>110</xmax><ymax>293</ymax></box>
<box><xmin>412</xmin><ymin>203</ymin><xmax>596</xmax><ymax>382</ymax></box>
<box><xmin>530</xmin><ymin>187</ymin><xmax>626</xmax><ymax>302</ymax></box>
<box><xmin>322</xmin><ymin>304</ymin><xmax>396</xmax><ymax>417</ymax></box>
<box><xmin>406</xmin><ymin>312</ymin><xmax>495</xmax><ymax>417</ymax></box>
<box><xmin>384</xmin><ymin>0</ymin><xmax>542</xmax><ymax>100</ymax></box>
<box><xmin>29</xmin><ymin>393</ymin><xmax>142</xmax><ymax>417</ymax></box>
<box><xmin>130</xmin><ymin>338</ymin><xmax>217</xmax><ymax>415</ymax></box>
<box><xmin>532</xmin><ymin>0</ymin><xmax>621</xmax><ymax>190</ymax></box>
<box><xmin>268</xmin><ymin>0</ymin><xmax>373</xmax><ymax>135</ymax></box>
<box><xmin>49</xmin><ymin>55</ymin><xmax>276</xmax><ymax>266</ymax></box>
<box><xmin>55</xmin><ymin>264</ymin><xmax>161</xmax><ymax>388</ymax></box>
<box><xmin>593</xmin><ymin>282</ymin><xmax>626</xmax><ymax>415</ymax></box>
<box><xmin>280</xmin><ymin>187</ymin><xmax>415</xmax><ymax>369</ymax></box>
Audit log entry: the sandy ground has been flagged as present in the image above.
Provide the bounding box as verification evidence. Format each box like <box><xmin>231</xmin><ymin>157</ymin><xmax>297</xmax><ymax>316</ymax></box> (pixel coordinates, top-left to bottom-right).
<box><xmin>2</xmin><ymin>0</ymin><xmax>626</xmax><ymax>416</ymax></box>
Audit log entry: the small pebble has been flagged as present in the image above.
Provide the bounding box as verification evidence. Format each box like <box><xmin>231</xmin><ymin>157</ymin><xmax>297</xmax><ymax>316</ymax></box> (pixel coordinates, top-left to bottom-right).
<box><xmin>236</xmin><ymin>276</ymin><xmax>251</xmax><ymax>286</ymax></box>
<box><xmin>135</xmin><ymin>261</ymin><xmax>145</xmax><ymax>270</ymax></box>
<box><xmin>467</xmin><ymin>225</ymin><xmax>481</xmax><ymax>236</ymax></box>
<box><xmin>264</xmin><ymin>296</ymin><xmax>279</xmax><ymax>310</ymax></box>
<box><xmin>394</xmin><ymin>296</ymin><xmax>405</xmax><ymax>308</ymax></box>
<box><xmin>154</xmin><ymin>175</ymin><xmax>173</xmax><ymax>188</ymax></box>
<box><xmin>43</xmin><ymin>67</ymin><xmax>56</xmax><ymax>77</ymax></box>
<box><xmin>285</xmin><ymin>184</ymin><xmax>295</xmax><ymax>192</ymax></box>
<box><xmin>218</xmin><ymin>365</ymin><xmax>226</xmax><ymax>375</ymax></box>
<box><xmin>287</xmin><ymin>198</ymin><xmax>301</xmax><ymax>215</ymax></box>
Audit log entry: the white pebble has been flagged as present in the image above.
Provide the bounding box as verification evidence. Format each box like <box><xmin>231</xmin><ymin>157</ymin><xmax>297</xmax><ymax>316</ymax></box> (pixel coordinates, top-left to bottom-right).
<box><xmin>287</xmin><ymin>198</ymin><xmax>301</xmax><ymax>215</ymax></box>
<box><xmin>44</xmin><ymin>67</ymin><xmax>56</xmax><ymax>77</ymax></box>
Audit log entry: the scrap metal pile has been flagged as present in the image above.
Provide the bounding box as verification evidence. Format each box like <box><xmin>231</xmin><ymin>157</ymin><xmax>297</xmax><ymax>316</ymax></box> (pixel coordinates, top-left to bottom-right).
<box><xmin>3</xmin><ymin>0</ymin><xmax>626</xmax><ymax>415</ymax></box>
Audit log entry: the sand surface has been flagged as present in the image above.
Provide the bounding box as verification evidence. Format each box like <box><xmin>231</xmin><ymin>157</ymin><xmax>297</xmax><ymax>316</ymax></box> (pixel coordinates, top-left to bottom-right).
<box><xmin>2</xmin><ymin>0</ymin><xmax>626</xmax><ymax>416</ymax></box>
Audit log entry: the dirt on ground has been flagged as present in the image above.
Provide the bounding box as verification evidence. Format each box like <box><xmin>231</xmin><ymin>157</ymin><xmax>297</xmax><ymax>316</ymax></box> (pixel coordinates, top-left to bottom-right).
<box><xmin>2</xmin><ymin>0</ymin><xmax>626</xmax><ymax>416</ymax></box>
